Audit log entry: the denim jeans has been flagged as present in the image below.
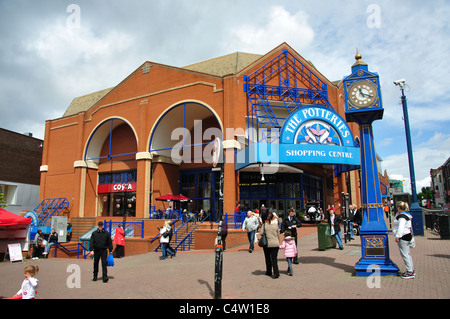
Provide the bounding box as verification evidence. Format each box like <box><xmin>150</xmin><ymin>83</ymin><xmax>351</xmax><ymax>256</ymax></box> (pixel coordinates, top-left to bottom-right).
<box><xmin>161</xmin><ymin>243</ymin><xmax>174</xmax><ymax>259</ymax></box>
<box><xmin>346</xmin><ymin>221</ymin><xmax>354</xmax><ymax>239</ymax></box>
<box><xmin>334</xmin><ymin>231</ymin><xmax>343</xmax><ymax>249</ymax></box>
<box><xmin>44</xmin><ymin>242</ymin><xmax>55</xmax><ymax>254</ymax></box>
<box><xmin>247</xmin><ymin>230</ymin><xmax>256</xmax><ymax>251</ymax></box>
<box><xmin>286</xmin><ymin>257</ymin><xmax>293</xmax><ymax>273</ymax></box>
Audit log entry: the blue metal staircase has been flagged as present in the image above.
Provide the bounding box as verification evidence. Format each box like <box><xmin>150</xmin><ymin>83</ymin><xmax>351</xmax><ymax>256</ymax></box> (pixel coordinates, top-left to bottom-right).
<box><xmin>32</xmin><ymin>198</ymin><xmax>70</xmax><ymax>226</ymax></box>
<box><xmin>244</xmin><ymin>49</ymin><xmax>333</xmax><ymax>143</ymax></box>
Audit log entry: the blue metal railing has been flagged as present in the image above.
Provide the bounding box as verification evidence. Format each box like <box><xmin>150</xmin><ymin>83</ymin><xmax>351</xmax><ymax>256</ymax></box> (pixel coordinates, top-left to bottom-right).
<box><xmin>53</xmin><ymin>241</ymin><xmax>90</xmax><ymax>259</ymax></box>
<box><xmin>220</xmin><ymin>212</ymin><xmax>247</xmax><ymax>229</ymax></box>
<box><xmin>152</xmin><ymin>212</ymin><xmax>201</xmax><ymax>252</ymax></box>
<box><xmin>104</xmin><ymin>219</ymin><xmax>144</xmax><ymax>239</ymax></box>
<box><xmin>149</xmin><ymin>208</ymin><xmax>182</xmax><ymax>219</ymax></box>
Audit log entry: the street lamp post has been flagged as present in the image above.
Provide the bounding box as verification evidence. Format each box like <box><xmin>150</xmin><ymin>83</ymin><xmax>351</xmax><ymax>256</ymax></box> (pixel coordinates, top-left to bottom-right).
<box><xmin>394</xmin><ymin>79</ymin><xmax>424</xmax><ymax>235</ymax></box>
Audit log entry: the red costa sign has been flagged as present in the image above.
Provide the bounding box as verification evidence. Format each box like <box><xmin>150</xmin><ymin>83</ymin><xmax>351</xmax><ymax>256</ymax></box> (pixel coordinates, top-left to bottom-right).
<box><xmin>98</xmin><ymin>182</ymin><xmax>137</xmax><ymax>194</ymax></box>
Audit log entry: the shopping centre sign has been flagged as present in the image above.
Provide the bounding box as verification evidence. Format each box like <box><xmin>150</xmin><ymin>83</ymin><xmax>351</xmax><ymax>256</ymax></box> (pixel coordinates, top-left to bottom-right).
<box><xmin>236</xmin><ymin>106</ymin><xmax>361</xmax><ymax>170</ymax></box>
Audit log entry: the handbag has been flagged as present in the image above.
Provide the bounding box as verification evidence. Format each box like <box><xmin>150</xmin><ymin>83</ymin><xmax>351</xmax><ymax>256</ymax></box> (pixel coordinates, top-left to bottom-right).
<box><xmin>107</xmin><ymin>253</ymin><xmax>114</xmax><ymax>267</ymax></box>
<box><xmin>258</xmin><ymin>224</ymin><xmax>268</xmax><ymax>247</ymax></box>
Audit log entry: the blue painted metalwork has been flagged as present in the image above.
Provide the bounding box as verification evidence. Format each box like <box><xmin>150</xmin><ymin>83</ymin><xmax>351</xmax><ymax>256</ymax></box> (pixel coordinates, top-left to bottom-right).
<box><xmin>84</xmin><ymin>118</ymin><xmax>137</xmax><ymax>162</ymax></box>
<box><xmin>398</xmin><ymin>85</ymin><xmax>424</xmax><ymax>236</ymax></box>
<box><xmin>244</xmin><ymin>49</ymin><xmax>333</xmax><ymax>143</ymax></box>
<box><xmin>344</xmin><ymin>53</ymin><xmax>399</xmax><ymax>276</ymax></box>
<box><xmin>32</xmin><ymin>198</ymin><xmax>70</xmax><ymax>226</ymax></box>
<box><xmin>98</xmin><ymin>170</ymin><xmax>137</xmax><ymax>185</ymax></box>
<box><xmin>148</xmin><ymin>102</ymin><xmax>221</xmax><ymax>153</ymax></box>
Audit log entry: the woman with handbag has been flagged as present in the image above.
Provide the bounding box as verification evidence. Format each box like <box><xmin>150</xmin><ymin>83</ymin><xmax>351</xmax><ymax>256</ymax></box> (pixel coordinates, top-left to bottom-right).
<box><xmin>259</xmin><ymin>212</ymin><xmax>281</xmax><ymax>279</ymax></box>
<box><xmin>159</xmin><ymin>221</ymin><xmax>174</xmax><ymax>260</ymax></box>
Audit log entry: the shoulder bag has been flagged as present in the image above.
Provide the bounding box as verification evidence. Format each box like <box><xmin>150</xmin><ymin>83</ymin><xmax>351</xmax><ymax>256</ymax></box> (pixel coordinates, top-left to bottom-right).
<box><xmin>258</xmin><ymin>224</ymin><xmax>268</xmax><ymax>247</ymax></box>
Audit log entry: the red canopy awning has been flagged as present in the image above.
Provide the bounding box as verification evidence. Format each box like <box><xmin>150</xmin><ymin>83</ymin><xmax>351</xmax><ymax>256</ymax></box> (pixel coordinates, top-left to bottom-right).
<box><xmin>155</xmin><ymin>194</ymin><xmax>178</xmax><ymax>201</ymax></box>
<box><xmin>0</xmin><ymin>208</ymin><xmax>32</xmax><ymax>227</ymax></box>
<box><xmin>174</xmin><ymin>194</ymin><xmax>192</xmax><ymax>202</ymax></box>
<box><xmin>155</xmin><ymin>194</ymin><xmax>192</xmax><ymax>202</ymax></box>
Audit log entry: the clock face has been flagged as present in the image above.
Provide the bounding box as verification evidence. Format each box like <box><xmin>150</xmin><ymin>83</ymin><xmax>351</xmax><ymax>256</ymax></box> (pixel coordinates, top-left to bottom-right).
<box><xmin>348</xmin><ymin>81</ymin><xmax>378</xmax><ymax>108</ymax></box>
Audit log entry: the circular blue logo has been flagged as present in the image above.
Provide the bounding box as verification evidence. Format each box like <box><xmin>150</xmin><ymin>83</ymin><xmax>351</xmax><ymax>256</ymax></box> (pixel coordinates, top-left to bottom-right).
<box><xmin>24</xmin><ymin>211</ymin><xmax>38</xmax><ymax>226</ymax></box>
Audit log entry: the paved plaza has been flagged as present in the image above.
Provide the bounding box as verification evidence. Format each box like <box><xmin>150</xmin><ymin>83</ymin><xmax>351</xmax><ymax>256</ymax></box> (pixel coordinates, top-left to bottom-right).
<box><xmin>1</xmin><ymin>221</ymin><xmax>449</xmax><ymax>302</ymax></box>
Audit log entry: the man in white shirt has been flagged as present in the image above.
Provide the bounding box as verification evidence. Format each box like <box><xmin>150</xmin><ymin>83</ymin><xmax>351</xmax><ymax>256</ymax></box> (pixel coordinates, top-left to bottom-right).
<box><xmin>242</xmin><ymin>211</ymin><xmax>260</xmax><ymax>253</ymax></box>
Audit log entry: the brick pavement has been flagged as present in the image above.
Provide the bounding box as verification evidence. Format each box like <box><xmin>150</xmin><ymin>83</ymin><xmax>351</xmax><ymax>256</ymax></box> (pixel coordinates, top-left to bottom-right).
<box><xmin>1</xmin><ymin>224</ymin><xmax>449</xmax><ymax>300</ymax></box>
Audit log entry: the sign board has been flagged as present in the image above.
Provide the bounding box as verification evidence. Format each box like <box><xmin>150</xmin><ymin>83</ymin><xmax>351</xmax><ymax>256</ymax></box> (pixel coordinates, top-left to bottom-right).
<box><xmin>24</xmin><ymin>211</ymin><xmax>38</xmax><ymax>226</ymax></box>
<box><xmin>7</xmin><ymin>243</ymin><xmax>23</xmax><ymax>262</ymax></box>
<box><xmin>280</xmin><ymin>106</ymin><xmax>354</xmax><ymax>146</ymax></box>
<box><xmin>98</xmin><ymin>182</ymin><xmax>137</xmax><ymax>194</ymax></box>
<box><xmin>51</xmin><ymin>216</ymin><xmax>68</xmax><ymax>243</ymax></box>
<box><xmin>235</xmin><ymin>106</ymin><xmax>361</xmax><ymax>171</ymax></box>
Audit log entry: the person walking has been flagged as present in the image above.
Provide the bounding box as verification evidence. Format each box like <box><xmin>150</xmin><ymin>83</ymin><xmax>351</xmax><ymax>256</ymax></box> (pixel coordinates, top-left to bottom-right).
<box><xmin>159</xmin><ymin>220</ymin><xmax>174</xmax><ymax>260</ymax></box>
<box><xmin>328</xmin><ymin>209</ymin><xmax>344</xmax><ymax>250</ymax></box>
<box><xmin>221</xmin><ymin>216</ymin><xmax>228</xmax><ymax>251</ymax></box>
<box><xmin>89</xmin><ymin>221</ymin><xmax>113</xmax><ymax>282</ymax></box>
<box><xmin>347</xmin><ymin>205</ymin><xmax>357</xmax><ymax>240</ymax></box>
<box><xmin>260</xmin><ymin>212</ymin><xmax>280</xmax><ymax>278</ymax></box>
<box><xmin>280</xmin><ymin>208</ymin><xmax>302</xmax><ymax>263</ymax></box>
<box><xmin>242</xmin><ymin>211</ymin><xmax>259</xmax><ymax>253</ymax></box>
<box><xmin>114</xmin><ymin>224</ymin><xmax>125</xmax><ymax>258</ymax></box>
<box><xmin>279</xmin><ymin>230</ymin><xmax>297</xmax><ymax>276</ymax></box>
<box><xmin>260</xmin><ymin>204</ymin><xmax>268</xmax><ymax>223</ymax></box>
<box><xmin>393</xmin><ymin>201</ymin><xmax>415</xmax><ymax>279</ymax></box>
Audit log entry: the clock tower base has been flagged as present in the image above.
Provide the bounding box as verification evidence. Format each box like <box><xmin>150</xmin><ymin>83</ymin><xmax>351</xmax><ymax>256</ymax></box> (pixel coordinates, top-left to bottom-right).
<box><xmin>355</xmin><ymin>230</ymin><xmax>399</xmax><ymax>277</ymax></box>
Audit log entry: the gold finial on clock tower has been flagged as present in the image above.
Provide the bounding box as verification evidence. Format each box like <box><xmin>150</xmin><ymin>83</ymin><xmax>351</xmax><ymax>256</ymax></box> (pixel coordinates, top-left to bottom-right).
<box><xmin>353</xmin><ymin>48</ymin><xmax>368</xmax><ymax>67</ymax></box>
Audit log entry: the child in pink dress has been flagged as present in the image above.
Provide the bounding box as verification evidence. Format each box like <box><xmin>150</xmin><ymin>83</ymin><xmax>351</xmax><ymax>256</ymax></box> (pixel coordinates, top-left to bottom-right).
<box><xmin>279</xmin><ymin>230</ymin><xmax>298</xmax><ymax>276</ymax></box>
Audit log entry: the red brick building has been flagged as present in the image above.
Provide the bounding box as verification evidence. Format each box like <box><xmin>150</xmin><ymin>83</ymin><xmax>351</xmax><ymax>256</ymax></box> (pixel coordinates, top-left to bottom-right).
<box><xmin>40</xmin><ymin>43</ymin><xmax>363</xmax><ymax>222</ymax></box>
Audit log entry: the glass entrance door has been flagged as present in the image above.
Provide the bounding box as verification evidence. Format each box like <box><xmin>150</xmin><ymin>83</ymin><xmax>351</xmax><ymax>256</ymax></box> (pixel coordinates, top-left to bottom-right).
<box><xmin>180</xmin><ymin>169</ymin><xmax>218</xmax><ymax>219</ymax></box>
<box><xmin>100</xmin><ymin>192</ymin><xmax>136</xmax><ymax>217</ymax></box>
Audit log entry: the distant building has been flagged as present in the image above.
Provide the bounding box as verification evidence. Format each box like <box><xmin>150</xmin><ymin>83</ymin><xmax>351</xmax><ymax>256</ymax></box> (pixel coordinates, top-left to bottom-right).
<box><xmin>39</xmin><ymin>43</ymin><xmax>365</xmax><ymax>220</ymax></box>
<box><xmin>0</xmin><ymin>128</ymin><xmax>42</xmax><ymax>214</ymax></box>
<box><xmin>431</xmin><ymin>156</ymin><xmax>450</xmax><ymax>211</ymax></box>
<box><xmin>376</xmin><ymin>153</ymin><xmax>390</xmax><ymax>201</ymax></box>
<box><xmin>430</xmin><ymin>167</ymin><xmax>444</xmax><ymax>209</ymax></box>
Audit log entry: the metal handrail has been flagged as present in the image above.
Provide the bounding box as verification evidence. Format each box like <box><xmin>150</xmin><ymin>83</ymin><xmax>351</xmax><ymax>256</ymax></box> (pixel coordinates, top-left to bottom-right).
<box><xmin>104</xmin><ymin>219</ymin><xmax>145</xmax><ymax>239</ymax></box>
<box><xmin>153</xmin><ymin>213</ymin><xmax>197</xmax><ymax>252</ymax></box>
<box><xmin>54</xmin><ymin>241</ymin><xmax>90</xmax><ymax>259</ymax></box>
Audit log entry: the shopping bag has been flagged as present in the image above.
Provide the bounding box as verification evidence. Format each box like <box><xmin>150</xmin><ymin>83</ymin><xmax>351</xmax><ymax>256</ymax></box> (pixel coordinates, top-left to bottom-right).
<box><xmin>107</xmin><ymin>253</ymin><xmax>114</xmax><ymax>267</ymax></box>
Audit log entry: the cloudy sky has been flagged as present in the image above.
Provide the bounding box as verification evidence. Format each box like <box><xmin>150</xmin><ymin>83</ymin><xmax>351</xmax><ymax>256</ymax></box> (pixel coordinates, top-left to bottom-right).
<box><xmin>1</xmin><ymin>0</ymin><xmax>449</xmax><ymax>194</ymax></box>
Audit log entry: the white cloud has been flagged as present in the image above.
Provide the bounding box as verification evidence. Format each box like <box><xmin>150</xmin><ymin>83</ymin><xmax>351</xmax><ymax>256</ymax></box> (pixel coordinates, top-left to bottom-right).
<box><xmin>382</xmin><ymin>132</ymin><xmax>450</xmax><ymax>194</ymax></box>
<box><xmin>380</xmin><ymin>137</ymin><xmax>394</xmax><ymax>147</ymax></box>
<box><xmin>221</xmin><ymin>6</ymin><xmax>314</xmax><ymax>54</ymax></box>
<box><xmin>23</xmin><ymin>21</ymin><xmax>140</xmax><ymax>112</ymax></box>
<box><xmin>27</xmin><ymin>23</ymin><xmax>134</xmax><ymax>69</ymax></box>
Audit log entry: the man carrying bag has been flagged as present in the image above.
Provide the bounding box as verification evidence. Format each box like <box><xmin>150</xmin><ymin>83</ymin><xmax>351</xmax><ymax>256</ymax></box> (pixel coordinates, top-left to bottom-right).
<box><xmin>89</xmin><ymin>221</ymin><xmax>113</xmax><ymax>283</ymax></box>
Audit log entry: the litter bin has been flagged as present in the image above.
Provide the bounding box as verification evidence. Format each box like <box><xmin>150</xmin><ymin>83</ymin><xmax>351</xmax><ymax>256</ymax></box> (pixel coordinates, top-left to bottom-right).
<box><xmin>438</xmin><ymin>214</ymin><xmax>450</xmax><ymax>239</ymax></box>
<box><xmin>424</xmin><ymin>213</ymin><xmax>432</xmax><ymax>230</ymax></box>
<box><xmin>317</xmin><ymin>222</ymin><xmax>334</xmax><ymax>251</ymax></box>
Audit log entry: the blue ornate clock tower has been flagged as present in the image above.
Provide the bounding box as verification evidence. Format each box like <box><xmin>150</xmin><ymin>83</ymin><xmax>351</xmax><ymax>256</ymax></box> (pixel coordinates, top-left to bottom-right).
<box><xmin>343</xmin><ymin>50</ymin><xmax>399</xmax><ymax>276</ymax></box>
